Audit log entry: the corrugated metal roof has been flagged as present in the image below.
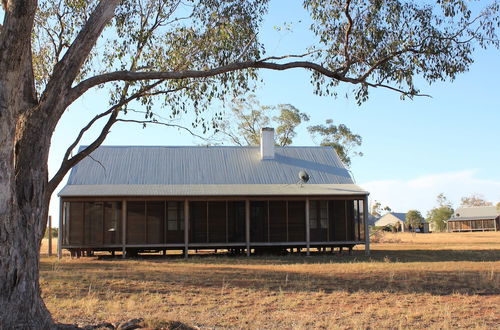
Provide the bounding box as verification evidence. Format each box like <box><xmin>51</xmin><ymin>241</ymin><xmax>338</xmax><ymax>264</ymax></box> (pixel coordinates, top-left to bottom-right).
<box><xmin>67</xmin><ymin>145</ymin><xmax>353</xmax><ymax>185</ymax></box>
<box><xmin>59</xmin><ymin>145</ymin><xmax>366</xmax><ymax>197</ymax></box>
<box><xmin>449</xmin><ymin>206</ymin><xmax>499</xmax><ymax>221</ymax></box>
<box><xmin>59</xmin><ymin>184</ymin><xmax>367</xmax><ymax>197</ymax></box>
<box><xmin>391</xmin><ymin>213</ymin><xmax>407</xmax><ymax>222</ymax></box>
<box><xmin>448</xmin><ymin>216</ymin><xmax>498</xmax><ymax>221</ymax></box>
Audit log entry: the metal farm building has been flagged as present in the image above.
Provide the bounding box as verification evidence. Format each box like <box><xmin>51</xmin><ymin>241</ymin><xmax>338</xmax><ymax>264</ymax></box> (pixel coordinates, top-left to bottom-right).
<box><xmin>448</xmin><ymin>206</ymin><xmax>499</xmax><ymax>232</ymax></box>
<box><xmin>58</xmin><ymin>128</ymin><xmax>370</xmax><ymax>257</ymax></box>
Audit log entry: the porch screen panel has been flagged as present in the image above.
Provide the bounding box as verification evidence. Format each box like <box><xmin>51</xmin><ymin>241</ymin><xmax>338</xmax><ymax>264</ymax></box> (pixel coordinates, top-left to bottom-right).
<box><xmin>484</xmin><ymin>219</ymin><xmax>495</xmax><ymax>229</ymax></box>
<box><xmin>269</xmin><ymin>201</ymin><xmax>287</xmax><ymax>242</ymax></box>
<box><xmin>127</xmin><ymin>201</ymin><xmax>146</xmax><ymax>244</ymax></box>
<box><xmin>346</xmin><ymin>200</ymin><xmax>354</xmax><ymax>241</ymax></box>
<box><xmin>190</xmin><ymin>201</ymin><xmax>207</xmax><ymax>243</ymax></box>
<box><xmin>62</xmin><ymin>202</ymin><xmax>69</xmax><ymax>245</ymax></box>
<box><xmin>353</xmin><ymin>201</ymin><xmax>359</xmax><ymax>241</ymax></box>
<box><xmin>166</xmin><ymin>201</ymin><xmax>184</xmax><ymax>243</ymax></box>
<box><xmin>330</xmin><ymin>200</ymin><xmax>346</xmax><ymax>241</ymax></box>
<box><xmin>359</xmin><ymin>199</ymin><xmax>365</xmax><ymax>241</ymax></box>
<box><xmin>227</xmin><ymin>201</ymin><xmax>245</xmax><ymax>243</ymax></box>
<box><xmin>208</xmin><ymin>201</ymin><xmax>227</xmax><ymax>242</ymax></box>
<box><xmin>68</xmin><ymin>202</ymin><xmax>84</xmax><ymax>245</ymax></box>
<box><xmin>310</xmin><ymin>200</ymin><xmax>328</xmax><ymax>241</ymax></box>
<box><xmin>104</xmin><ymin>201</ymin><xmax>121</xmax><ymax>244</ymax></box>
<box><xmin>84</xmin><ymin>202</ymin><xmax>103</xmax><ymax>245</ymax></box>
<box><xmin>250</xmin><ymin>201</ymin><xmax>268</xmax><ymax>242</ymax></box>
<box><xmin>288</xmin><ymin>201</ymin><xmax>305</xmax><ymax>241</ymax></box>
<box><xmin>147</xmin><ymin>201</ymin><xmax>164</xmax><ymax>244</ymax></box>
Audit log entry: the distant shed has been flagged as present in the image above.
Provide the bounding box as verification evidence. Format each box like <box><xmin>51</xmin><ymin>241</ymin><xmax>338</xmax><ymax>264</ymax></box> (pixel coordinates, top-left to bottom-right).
<box><xmin>374</xmin><ymin>212</ymin><xmax>429</xmax><ymax>233</ymax></box>
<box><xmin>448</xmin><ymin>206</ymin><xmax>499</xmax><ymax>232</ymax></box>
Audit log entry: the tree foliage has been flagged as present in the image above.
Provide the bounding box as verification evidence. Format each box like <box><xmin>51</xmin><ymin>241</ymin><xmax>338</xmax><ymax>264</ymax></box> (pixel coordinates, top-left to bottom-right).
<box><xmin>274</xmin><ymin>104</ymin><xmax>310</xmax><ymax>146</ymax></box>
<box><xmin>460</xmin><ymin>194</ymin><xmax>493</xmax><ymax>207</ymax></box>
<box><xmin>308</xmin><ymin>119</ymin><xmax>362</xmax><ymax>167</ymax></box>
<box><xmin>370</xmin><ymin>200</ymin><xmax>391</xmax><ymax>217</ymax></box>
<box><xmin>304</xmin><ymin>0</ymin><xmax>500</xmax><ymax>103</ymax></box>
<box><xmin>216</xmin><ymin>94</ymin><xmax>310</xmax><ymax>146</ymax></box>
<box><xmin>405</xmin><ymin>209</ymin><xmax>425</xmax><ymax>232</ymax></box>
<box><xmin>427</xmin><ymin>193</ymin><xmax>454</xmax><ymax>232</ymax></box>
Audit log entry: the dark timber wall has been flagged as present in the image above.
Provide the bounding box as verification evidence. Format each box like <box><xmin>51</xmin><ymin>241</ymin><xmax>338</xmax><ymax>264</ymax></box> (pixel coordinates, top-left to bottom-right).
<box><xmin>61</xmin><ymin>197</ymin><xmax>367</xmax><ymax>251</ymax></box>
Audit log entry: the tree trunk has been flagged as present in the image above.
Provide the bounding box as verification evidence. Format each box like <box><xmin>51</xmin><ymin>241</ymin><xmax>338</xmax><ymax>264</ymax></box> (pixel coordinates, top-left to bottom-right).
<box><xmin>0</xmin><ymin>1</ymin><xmax>55</xmax><ymax>328</ymax></box>
<box><xmin>0</xmin><ymin>114</ymin><xmax>55</xmax><ymax>328</ymax></box>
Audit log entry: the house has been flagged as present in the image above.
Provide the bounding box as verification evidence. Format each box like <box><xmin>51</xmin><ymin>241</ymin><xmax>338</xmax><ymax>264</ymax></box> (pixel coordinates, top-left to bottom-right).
<box><xmin>57</xmin><ymin>128</ymin><xmax>370</xmax><ymax>258</ymax></box>
<box><xmin>447</xmin><ymin>206</ymin><xmax>499</xmax><ymax>232</ymax></box>
<box><xmin>374</xmin><ymin>212</ymin><xmax>429</xmax><ymax>233</ymax></box>
<box><xmin>367</xmin><ymin>214</ymin><xmax>379</xmax><ymax>226</ymax></box>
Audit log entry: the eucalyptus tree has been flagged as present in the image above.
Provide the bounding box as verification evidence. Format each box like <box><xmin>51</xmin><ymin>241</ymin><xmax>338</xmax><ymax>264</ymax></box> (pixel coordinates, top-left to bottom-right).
<box><xmin>0</xmin><ymin>0</ymin><xmax>499</xmax><ymax>327</ymax></box>
<box><xmin>427</xmin><ymin>193</ymin><xmax>454</xmax><ymax>232</ymax></box>
<box><xmin>308</xmin><ymin>119</ymin><xmax>363</xmax><ymax>167</ymax></box>
<box><xmin>460</xmin><ymin>193</ymin><xmax>493</xmax><ymax>207</ymax></box>
<box><xmin>216</xmin><ymin>94</ymin><xmax>309</xmax><ymax>146</ymax></box>
<box><xmin>405</xmin><ymin>209</ymin><xmax>425</xmax><ymax>232</ymax></box>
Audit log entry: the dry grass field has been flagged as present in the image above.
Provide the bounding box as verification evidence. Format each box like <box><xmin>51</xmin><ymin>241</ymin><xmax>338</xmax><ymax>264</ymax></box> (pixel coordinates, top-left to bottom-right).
<box><xmin>40</xmin><ymin>232</ymin><xmax>500</xmax><ymax>329</ymax></box>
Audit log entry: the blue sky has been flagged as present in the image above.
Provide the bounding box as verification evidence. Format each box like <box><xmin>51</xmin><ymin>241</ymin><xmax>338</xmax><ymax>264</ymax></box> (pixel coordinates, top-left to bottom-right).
<box><xmin>2</xmin><ymin>2</ymin><xmax>498</xmax><ymax>221</ymax></box>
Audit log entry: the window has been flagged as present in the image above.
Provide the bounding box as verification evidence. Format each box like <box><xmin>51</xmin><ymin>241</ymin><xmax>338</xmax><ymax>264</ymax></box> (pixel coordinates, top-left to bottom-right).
<box><xmin>309</xmin><ymin>201</ymin><xmax>328</xmax><ymax>229</ymax></box>
<box><xmin>167</xmin><ymin>202</ymin><xmax>178</xmax><ymax>231</ymax></box>
<box><xmin>104</xmin><ymin>201</ymin><xmax>122</xmax><ymax>244</ymax></box>
<box><xmin>166</xmin><ymin>201</ymin><xmax>184</xmax><ymax>232</ymax></box>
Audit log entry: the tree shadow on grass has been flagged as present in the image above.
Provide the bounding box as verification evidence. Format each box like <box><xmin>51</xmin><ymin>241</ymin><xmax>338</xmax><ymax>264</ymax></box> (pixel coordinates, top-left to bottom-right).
<box><xmin>86</xmin><ymin>248</ymin><xmax>499</xmax><ymax>263</ymax></box>
<box><xmin>40</xmin><ymin>248</ymin><xmax>500</xmax><ymax>271</ymax></box>
<box><xmin>41</xmin><ymin>250</ymin><xmax>500</xmax><ymax>297</ymax></box>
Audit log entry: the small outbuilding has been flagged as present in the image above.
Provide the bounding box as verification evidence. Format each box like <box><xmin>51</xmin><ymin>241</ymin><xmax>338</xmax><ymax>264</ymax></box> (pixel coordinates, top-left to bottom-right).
<box><xmin>57</xmin><ymin>128</ymin><xmax>370</xmax><ymax>257</ymax></box>
<box><xmin>447</xmin><ymin>206</ymin><xmax>499</xmax><ymax>232</ymax></box>
<box><xmin>374</xmin><ymin>212</ymin><xmax>429</xmax><ymax>233</ymax></box>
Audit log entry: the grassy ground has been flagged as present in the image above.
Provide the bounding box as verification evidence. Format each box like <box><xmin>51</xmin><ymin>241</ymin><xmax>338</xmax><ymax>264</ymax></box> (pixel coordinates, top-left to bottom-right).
<box><xmin>40</xmin><ymin>232</ymin><xmax>500</xmax><ymax>329</ymax></box>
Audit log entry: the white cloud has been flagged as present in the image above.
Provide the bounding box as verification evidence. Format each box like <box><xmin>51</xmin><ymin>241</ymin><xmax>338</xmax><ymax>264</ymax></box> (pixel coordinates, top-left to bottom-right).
<box><xmin>360</xmin><ymin>170</ymin><xmax>500</xmax><ymax>215</ymax></box>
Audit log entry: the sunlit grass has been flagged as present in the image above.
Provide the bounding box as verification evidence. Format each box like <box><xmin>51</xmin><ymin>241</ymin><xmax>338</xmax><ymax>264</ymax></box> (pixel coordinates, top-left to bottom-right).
<box><xmin>40</xmin><ymin>232</ymin><xmax>500</xmax><ymax>329</ymax></box>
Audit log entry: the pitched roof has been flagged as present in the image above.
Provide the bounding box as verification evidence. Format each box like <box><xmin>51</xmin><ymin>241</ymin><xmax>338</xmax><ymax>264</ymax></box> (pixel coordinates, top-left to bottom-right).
<box><xmin>391</xmin><ymin>212</ymin><xmax>407</xmax><ymax>222</ymax></box>
<box><xmin>374</xmin><ymin>212</ymin><xmax>427</xmax><ymax>227</ymax></box>
<box><xmin>449</xmin><ymin>206</ymin><xmax>499</xmax><ymax>221</ymax></box>
<box><xmin>59</xmin><ymin>145</ymin><xmax>367</xmax><ymax>197</ymax></box>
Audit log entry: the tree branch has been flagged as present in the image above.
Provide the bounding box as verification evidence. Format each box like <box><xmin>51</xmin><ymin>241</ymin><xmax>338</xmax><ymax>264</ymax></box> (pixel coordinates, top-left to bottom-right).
<box><xmin>343</xmin><ymin>0</ymin><xmax>353</xmax><ymax>67</ymax></box>
<box><xmin>47</xmin><ymin>79</ymin><xmax>169</xmax><ymax>193</ymax></box>
<box><xmin>43</xmin><ymin>0</ymin><xmax>121</xmax><ymax>104</ymax></box>
<box><xmin>68</xmin><ymin>60</ymin><xmax>356</xmax><ymax>104</ymax></box>
<box><xmin>116</xmin><ymin>119</ymin><xmax>208</xmax><ymax>141</ymax></box>
<box><xmin>48</xmin><ymin>107</ymin><xmax>118</xmax><ymax>194</ymax></box>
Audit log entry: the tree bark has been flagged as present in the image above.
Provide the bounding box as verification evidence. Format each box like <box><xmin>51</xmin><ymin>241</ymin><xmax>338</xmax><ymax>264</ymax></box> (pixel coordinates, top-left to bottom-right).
<box><xmin>1</xmin><ymin>1</ymin><xmax>121</xmax><ymax>327</ymax></box>
<box><xmin>0</xmin><ymin>134</ymin><xmax>54</xmax><ymax>329</ymax></box>
<box><xmin>0</xmin><ymin>0</ymin><xmax>55</xmax><ymax>328</ymax></box>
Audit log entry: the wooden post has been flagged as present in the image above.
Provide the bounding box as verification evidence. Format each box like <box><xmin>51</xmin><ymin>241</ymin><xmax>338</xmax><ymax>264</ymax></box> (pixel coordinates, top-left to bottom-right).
<box><xmin>57</xmin><ymin>199</ymin><xmax>63</xmax><ymax>259</ymax></box>
<box><xmin>184</xmin><ymin>199</ymin><xmax>189</xmax><ymax>259</ymax></box>
<box><xmin>305</xmin><ymin>198</ymin><xmax>310</xmax><ymax>256</ymax></box>
<box><xmin>364</xmin><ymin>195</ymin><xmax>370</xmax><ymax>256</ymax></box>
<box><xmin>122</xmin><ymin>200</ymin><xmax>127</xmax><ymax>259</ymax></box>
<box><xmin>48</xmin><ymin>216</ymin><xmax>52</xmax><ymax>256</ymax></box>
<box><xmin>245</xmin><ymin>200</ymin><xmax>250</xmax><ymax>257</ymax></box>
